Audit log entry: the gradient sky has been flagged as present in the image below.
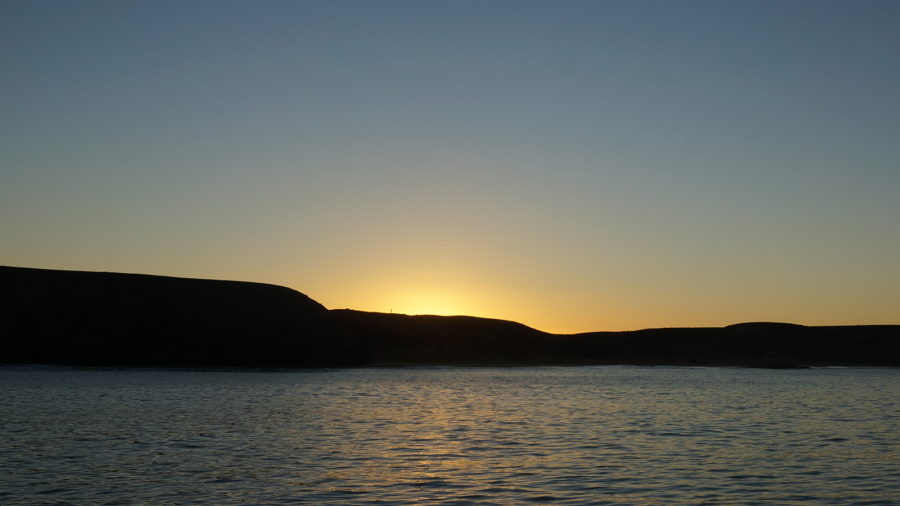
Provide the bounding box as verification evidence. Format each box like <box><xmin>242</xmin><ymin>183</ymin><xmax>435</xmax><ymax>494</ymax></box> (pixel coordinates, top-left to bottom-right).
<box><xmin>2</xmin><ymin>1</ymin><xmax>899</xmax><ymax>333</ymax></box>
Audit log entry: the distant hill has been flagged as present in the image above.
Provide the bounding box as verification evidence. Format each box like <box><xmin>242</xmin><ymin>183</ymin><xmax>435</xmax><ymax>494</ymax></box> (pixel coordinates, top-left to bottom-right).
<box><xmin>332</xmin><ymin>311</ymin><xmax>900</xmax><ymax>367</ymax></box>
<box><xmin>558</xmin><ymin>322</ymin><xmax>900</xmax><ymax>367</ymax></box>
<box><xmin>2</xmin><ymin>266</ymin><xmax>898</xmax><ymax>367</ymax></box>
<box><xmin>331</xmin><ymin>309</ymin><xmax>554</xmax><ymax>365</ymax></box>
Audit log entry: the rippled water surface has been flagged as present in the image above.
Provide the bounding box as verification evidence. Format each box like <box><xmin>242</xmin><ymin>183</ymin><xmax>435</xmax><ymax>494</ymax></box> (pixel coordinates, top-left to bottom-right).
<box><xmin>2</xmin><ymin>366</ymin><xmax>899</xmax><ymax>505</ymax></box>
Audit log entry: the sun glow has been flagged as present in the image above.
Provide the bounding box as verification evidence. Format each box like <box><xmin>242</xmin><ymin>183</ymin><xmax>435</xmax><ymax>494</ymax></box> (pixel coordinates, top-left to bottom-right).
<box><xmin>390</xmin><ymin>288</ymin><xmax>473</xmax><ymax>316</ymax></box>
<box><xmin>324</xmin><ymin>264</ymin><xmax>503</xmax><ymax>319</ymax></box>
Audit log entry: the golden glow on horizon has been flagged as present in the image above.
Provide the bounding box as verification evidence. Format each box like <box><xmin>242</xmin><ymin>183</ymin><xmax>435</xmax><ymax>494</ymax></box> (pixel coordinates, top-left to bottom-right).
<box><xmin>354</xmin><ymin>273</ymin><xmax>497</xmax><ymax>318</ymax></box>
<box><xmin>390</xmin><ymin>289</ymin><xmax>470</xmax><ymax>316</ymax></box>
<box><xmin>297</xmin><ymin>257</ymin><xmax>900</xmax><ymax>335</ymax></box>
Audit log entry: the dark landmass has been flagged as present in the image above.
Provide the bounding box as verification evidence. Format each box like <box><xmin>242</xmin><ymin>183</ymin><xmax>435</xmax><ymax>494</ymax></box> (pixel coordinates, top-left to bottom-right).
<box><xmin>2</xmin><ymin>266</ymin><xmax>899</xmax><ymax>368</ymax></box>
<box><xmin>0</xmin><ymin>266</ymin><xmax>365</xmax><ymax>367</ymax></box>
<box><xmin>334</xmin><ymin>311</ymin><xmax>900</xmax><ymax>367</ymax></box>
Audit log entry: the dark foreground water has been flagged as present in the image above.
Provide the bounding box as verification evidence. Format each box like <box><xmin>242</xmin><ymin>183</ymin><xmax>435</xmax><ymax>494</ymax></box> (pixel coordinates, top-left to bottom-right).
<box><xmin>1</xmin><ymin>366</ymin><xmax>898</xmax><ymax>505</ymax></box>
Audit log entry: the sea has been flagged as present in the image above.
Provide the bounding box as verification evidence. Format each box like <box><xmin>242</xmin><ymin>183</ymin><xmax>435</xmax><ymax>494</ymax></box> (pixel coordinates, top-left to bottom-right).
<box><xmin>1</xmin><ymin>366</ymin><xmax>898</xmax><ymax>505</ymax></box>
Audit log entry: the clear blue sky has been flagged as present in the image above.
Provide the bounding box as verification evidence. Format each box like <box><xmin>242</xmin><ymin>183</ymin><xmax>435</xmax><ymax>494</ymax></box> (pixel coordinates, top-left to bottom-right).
<box><xmin>2</xmin><ymin>0</ymin><xmax>899</xmax><ymax>332</ymax></box>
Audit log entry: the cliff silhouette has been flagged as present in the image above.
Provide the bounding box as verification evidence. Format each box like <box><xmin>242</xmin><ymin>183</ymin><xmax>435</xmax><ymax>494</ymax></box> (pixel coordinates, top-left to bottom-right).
<box><xmin>2</xmin><ymin>266</ymin><xmax>898</xmax><ymax>368</ymax></box>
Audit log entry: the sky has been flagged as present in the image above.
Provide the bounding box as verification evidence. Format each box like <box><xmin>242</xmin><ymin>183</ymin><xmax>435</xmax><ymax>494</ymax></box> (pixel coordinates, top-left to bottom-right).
<box><xmin>2</xmin><ymin>1</ymin><xmax>899</xmax><ymax>333</ymax></box>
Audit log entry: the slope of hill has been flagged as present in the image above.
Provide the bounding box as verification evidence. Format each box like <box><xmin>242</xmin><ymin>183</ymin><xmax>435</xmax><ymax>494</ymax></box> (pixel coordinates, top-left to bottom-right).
<box><xmin>331</xmin><ymin>309</ymin><xmax>555</xmax><ymax>365</ymax></box>
<box><xmin>0</xmin><ymin>266</ymin><xmax>365</xmax><ymax>367</ymax></box>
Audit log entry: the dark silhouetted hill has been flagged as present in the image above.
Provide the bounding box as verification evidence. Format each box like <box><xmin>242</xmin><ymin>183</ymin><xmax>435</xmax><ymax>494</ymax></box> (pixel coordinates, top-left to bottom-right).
<box><xmin>558</xmin><ymin>322</ymin><xmax>900</xmax><ymax>367</ymax></box>
<box><xmin>330</xmin><ymin>310</ymin><xmax>555</xmax><ymax>365</ymax></box>
<box><xmin>0</xmin><ymin>266</ymin><xmax>365</xmax><ymax>367</ymax></box>
<box><xmin>331</xmin><ymin>311</ymin><xmax>900</xmax><ymax>367</ymax></box>
<box><xmin>2</xmin><ymin>266</ymin><xmax>898</xmax><ymax>367</ymax></box>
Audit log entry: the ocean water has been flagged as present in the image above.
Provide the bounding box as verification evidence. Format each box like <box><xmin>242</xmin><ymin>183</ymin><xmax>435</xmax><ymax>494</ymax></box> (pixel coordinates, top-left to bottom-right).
<box><xmin>1</xmin><ymin>366</ymin><xmax>898</xmax><ymax>505</ymax></box>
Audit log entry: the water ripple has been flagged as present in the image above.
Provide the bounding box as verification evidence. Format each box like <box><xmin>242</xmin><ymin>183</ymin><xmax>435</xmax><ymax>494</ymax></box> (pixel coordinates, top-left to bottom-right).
<box><xmin>2</xmin><ymin>366</ymin><xmax>899</xmax><ymax>504</ymax></box>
